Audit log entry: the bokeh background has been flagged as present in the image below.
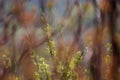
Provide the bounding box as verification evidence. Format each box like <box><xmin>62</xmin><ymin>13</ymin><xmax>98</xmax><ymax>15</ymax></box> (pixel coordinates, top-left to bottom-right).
<box><xmin>0</xmin><ymin>0</ymin><xmax>120</xmax><ymax>80</ymax></box>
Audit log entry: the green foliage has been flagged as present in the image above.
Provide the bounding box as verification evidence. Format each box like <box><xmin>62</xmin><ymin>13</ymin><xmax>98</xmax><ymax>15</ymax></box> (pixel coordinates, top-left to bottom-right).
<box><xmin>44</xmin><ymin>24</ymin><xmax>57</xmax><ymax>58</ymax></box>
<box><xmin>105</xmin><ymin>42</ymin><xmax>112</xmax><ymax>52</ymax></box>
<box><xmin>69</xmin><ymin>51</ymin><xmax>83</xmax><ymax>70</ymax></box>
<box><xmin>31</xmin><ymin>51</ymin><xmax>51</xmax><ymax>80</ymax></box>
<box><xmin>31</xmin><ymin>24</ymin><xmax>84</xmax><ymax>80</ymax></box>
<box><xmin>67</xmin><ymin>70</ymin><xmax>78</xmax><ymax>80</ymax></box>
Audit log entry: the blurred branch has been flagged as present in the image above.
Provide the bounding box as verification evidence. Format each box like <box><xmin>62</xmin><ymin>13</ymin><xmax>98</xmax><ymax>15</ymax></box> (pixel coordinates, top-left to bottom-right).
<box><xmin>68</xmin><ymin>1</ymin><xmax>82</xmax><ymax>57</ymax></box>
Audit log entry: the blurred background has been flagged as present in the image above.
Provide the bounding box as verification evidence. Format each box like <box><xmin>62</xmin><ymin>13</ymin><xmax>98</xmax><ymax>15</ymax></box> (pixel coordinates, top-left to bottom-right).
<box><xmin>0</xmin><ymin>0</ymin><xmax>120</xmax><ymax>80</ymax></box>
